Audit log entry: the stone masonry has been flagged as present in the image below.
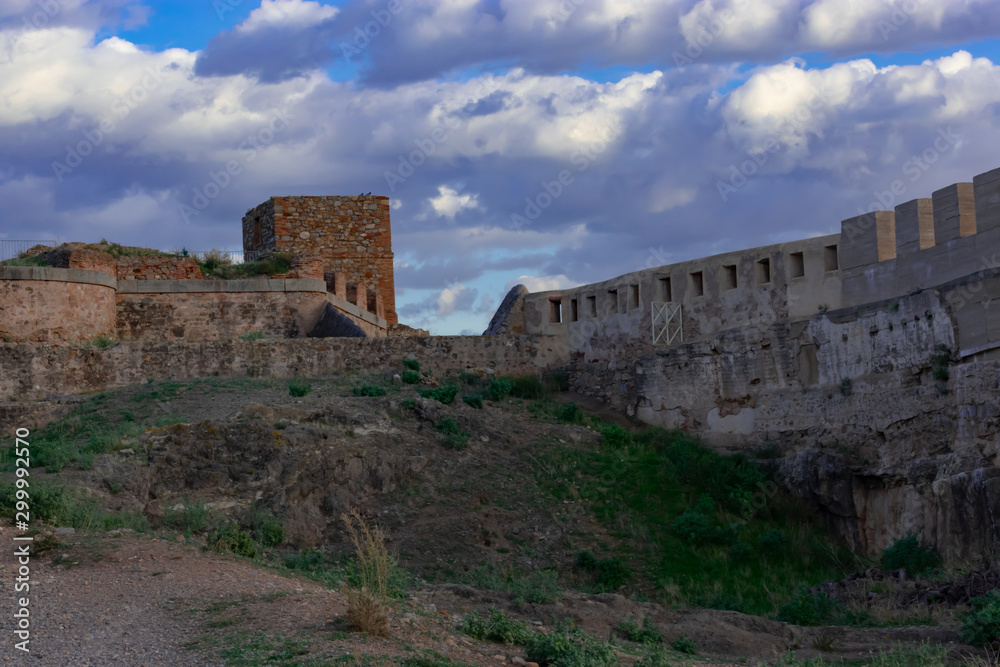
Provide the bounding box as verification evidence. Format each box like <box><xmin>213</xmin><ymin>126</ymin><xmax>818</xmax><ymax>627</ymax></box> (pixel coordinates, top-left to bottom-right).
<box><xmin>242</xmin><ymin>196</ymin><xmax>397</xmax><ymax>325</ymax></box>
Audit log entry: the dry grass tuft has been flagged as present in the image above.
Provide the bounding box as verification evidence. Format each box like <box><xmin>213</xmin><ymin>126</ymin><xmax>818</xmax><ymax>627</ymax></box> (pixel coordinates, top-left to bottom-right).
<box><xmin>341</xmin><ymin>509</ymin><xmax>392</xmax><ymax>637</ymax></box>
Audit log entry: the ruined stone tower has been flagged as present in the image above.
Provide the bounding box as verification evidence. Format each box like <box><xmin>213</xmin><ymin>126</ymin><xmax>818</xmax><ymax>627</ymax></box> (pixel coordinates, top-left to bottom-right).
<box><xmin>242</xmin><ymin>195</ymin><xmax>397</xmax><ymax>325</ymax></box>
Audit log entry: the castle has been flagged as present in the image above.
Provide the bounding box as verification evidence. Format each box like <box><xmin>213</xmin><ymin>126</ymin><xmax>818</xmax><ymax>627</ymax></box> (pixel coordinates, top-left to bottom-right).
<box><xmin>0</xmin><ymin>195</ymin><xmax>395</xmax><ymax>344</ymax></box>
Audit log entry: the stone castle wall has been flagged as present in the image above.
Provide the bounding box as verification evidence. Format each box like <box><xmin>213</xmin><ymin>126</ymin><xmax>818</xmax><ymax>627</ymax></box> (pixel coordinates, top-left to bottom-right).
<box><xmin>242</xmin><ymin>196</ymin><xmax>397</xmax><ymax>325</ymax></box>
<box><xmin>0</xmin><ymin>267</ymin><xmax>117</xmax><ymax>343</ymax></box>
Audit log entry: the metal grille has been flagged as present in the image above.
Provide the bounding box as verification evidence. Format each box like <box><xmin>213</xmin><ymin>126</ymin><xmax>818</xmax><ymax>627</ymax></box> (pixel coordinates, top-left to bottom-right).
<box><xmin>188</xmin><ymin>250</ymin><xmax>266</xmax><ymax>264</ymax></box>
<box><xmin>652</xmin><ymin>302</ymin><xmax>683</xmax><ymax>345</ymax></box>
<box><xmin>0</xmin><ymin>240</ymin><xmax>57</xmax><ymax>262</ymax></box>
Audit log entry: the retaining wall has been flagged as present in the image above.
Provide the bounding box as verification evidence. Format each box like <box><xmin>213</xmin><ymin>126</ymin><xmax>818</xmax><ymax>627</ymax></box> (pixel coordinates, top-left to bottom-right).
<box><xmin>0</xmin><ymin>267</ymin><xmax>117</xmax><ymax>343</ymax></box>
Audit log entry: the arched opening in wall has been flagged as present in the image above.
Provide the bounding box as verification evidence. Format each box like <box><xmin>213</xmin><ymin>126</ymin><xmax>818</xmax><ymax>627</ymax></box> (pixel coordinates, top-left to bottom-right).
<box><xmin>790</xmin><ymin>252</ymin><xmax>805</xmax><ymax>278</ymax></box>
<box><xmin>755</xmin><ymin>258</ymin><xmax>771</xmax><ymax>285</ymax></box>
<box><xmin>825</xmin><ymin>245</ymin><xmax>839</xmax><ymax>271</ymax></box>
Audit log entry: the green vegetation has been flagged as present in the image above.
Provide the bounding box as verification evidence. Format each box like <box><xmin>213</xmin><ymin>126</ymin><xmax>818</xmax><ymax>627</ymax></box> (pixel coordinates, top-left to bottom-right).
<box><xmin>616</xmin><ymin>615</ymin><xmax>663</xmax><ymax>645</ymax></box>
<box><xmin>239</xmin><ymin>330</ymin><xmax>266</xmax><ymax>341</ymax></box>
<box><xmin>557</xmin><ymin>402</ymin><xmax>585</xmax><ymax>424</ymax></box>
<box><xmin>462</xmin><ymin>564</ymin><xmax>561</xmax><ymax>604</ymax></box>
<box><xmin>776</xmin><ymin>588</ymin><xmax>838</xmax><ymax>626</ymax></box>
<box><xmin>773</xmin><ymin>642</ymin><xmax>948</xmax><ymax>666</ymax></box>
<box><xmin>0</xmin><ymin>482</ymin><xmax>149</xmax><ymax>533</ymax></box>
<box><xmin>353</xmin><ymin>384</ymin><xmax>387</xmax><ymax>397</ymax></box>
<box><xmin>930</xmin><ymin>343</ymin><xmax>952</xmax><ymax>383</ymax></box>
<box><xmin>575</xmin><ymin>550</ymin><xmax>630</xmax><ymax>592</ymax></box>
<box><xmin>199</xmin><ymin>252</ymin><xmax>294</xmax><ymax>280</ymax></box>
<box><xmin>961</xmin><ymin>590</ymin><xmax>1000</xmax><ymax>647</ymax></box>
<box><xmin>288</xmin><ymin>378</ymin><xmax>313</xmax><ymax>397</ymax></box>
<box><xmin>403</xmin><ymin>358</ymin><xmax>421</xmax><ymax>372</ymax></box>
<box><xmin>208</xmin><ymin>504</ymin><xmax>285</xmax><ymax>558</ymax></box>
<box><xmin>419</xmin><ymin>385</ymin><xmax>459</xmax><ymax>404</ymax></box>
<box><xmin>486</xmin><ymin>376</ymin><xmax>515</xmax><ymax>401</ymax></box>
<box><xmin>524</xmin><ymin>621</ymin><xmax>617</xmax><ymax>667</ymax></box>
<box><xmin>461</xmin><ymin>607</ymin><xmax>533</xmax><ymax>645</ymax></box>
<box><xmin>669</xmin><ymin>635</ymin><xmax>697</xmax><ymax>655</ymax></box>
<box><xmin>538</xmin><ymin>425</ymin><xmax>853</xmax><ymax>617</ymax></box>
<box><xmin>89</xmin><ymin>336</ymin><xmax>115</xmax><ymax>349</ymax></box>
<box><xmin>879</xmin><ymin>534</ymin><xmax>941</xmax><ymax>577</ymax></box>
<box><xmin>402</xmin><ymin>370</ymin><xmax>421</xmax><ymax>384</ymax></box>
<box><xmin>839</xmin><ymin>377</ymin><xmax>853</xmax><ymax>397</ymax></box>
<box><xmin>164</xmin><ymin>499</ymin><xmax>211</xmax><ymax>535</ymax></box>
<box><xmin>462</xmin><ymin>394</ymin><xmax>483</xmax><ymax>409</ymax></box>
<box><xmin>0</xmin><ymin>254</ymin><xmax>49</xmax><ymax>267</ymax></box>
<box><xmin>436</xmin><ymin>417</ymin><xmax>471</xmax><ymax>450</ymax></box>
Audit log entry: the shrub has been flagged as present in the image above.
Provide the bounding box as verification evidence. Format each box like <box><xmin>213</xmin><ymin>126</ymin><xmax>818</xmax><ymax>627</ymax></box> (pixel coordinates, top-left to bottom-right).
<box><xmin>486</xmin><ymin>377</ymin><xmax>515</xmax><ymax>401</ymax></box>
<box><xmin>462</xmin><ymin>394</ymin><xmax>483</xmax><ymax>409</ymax></box>
<box><xmin>509</xmin><ymin>374</ymin><xmax>546</xmax><ymax>399</ymax></box>
<box><xmin>401</xmin><ymin>371</ymin><xmax>421</xmax><ymax>385</ymax></box>
<box><xmin>420</xmin><ymin>385</ymin><xmax>459</xmax><ymax>405</ymax></box>
<box><xmin>247</xmin><ymin>504</ymin><xmax>284</xmax><ymax>547</ymax></box>
<box><xmin>208</xmin><ymin>524</ymin><xmax>259</xmax><ymax>559</ymax></box>
<box><xmin>288</xmin><ymin>378</ymin><xmax>313</xmax><ymax>397</ymax></box>
<box><xmin>199</xmin><ymin>248</ymin><xmax>233</xmax><ymax>272</ymax></box>
<box><xmin>91</xmin><ymin>336</ymin><xmax>114</xmax><ymax>349</ymax></box>
<box><xmin>601</xmin><ymin>423</ymin><xmax>630</xmax><ymax>447</ymax></box>
<box><xmin>670</xmin><ymin>494</ymin><xmax>717</xmax><ymax>545</ymax></box>
<box><xmin>961</xmin><ymin>590</ymin><xmax>1000</xmax><ymax>647</ymax></box>
<box><xmin>353</xmin><ymin>384</ymin><xmax>387</xmax><ymax>397</ymax></box>
<box><xmin>557</xmin><ymin>402</ymin><xmax>585</xmax><ymax>424</ymax></box>
<box><xmin>777</xmin><ymin>588</ymin><xmax>835</xmax><ymax>626</ymax></box>
<box><xmin>403</xmin><ymin>358</ymin><xmax>421</xmax><ymax>372</ymax></box>
<box><xmin>757</xmin><ymin>528</ymin><xmax>787</xmax><ymax>555</ymax></box>
<box><xmin>341</xmin><ymin>509</ymin><xmax>392</xmax><ymax>636</ymax></box>
<box><xmin>670</xmin><ymin>635</ymin><xmax>697</xmax><ymax>655</ymax></box>
<box><xmin>462</xmin><ymin>607</ymin><xmax>533</xmax><ymax>645</ymax></box>
<box><xmin>880</xmin><ymin>534</ymin><xmax>941</xmax><ymax>577</ymax></box>
<box><xmin>524</xmin><ymin>622</ymin><xmax>617</xmax><ymax>667</ymax></box>
<box><xmin>463</xmin><ymin>565</ymin><xmax>561</xmax><ymax>604</ymax></box>
<box><xmin>239</xmin><ymin>330</ymin><xmax>265</xmax><ymax>340</ymax></box>
<box><xmin>576</xmin><ymin>551</ymin><xmax>630</xmax><ymax>591</ymax></box>
<box><xmin>617</xmin><ymin>615</ymin><xmax>663</xmax><ymax>644</ymax></box>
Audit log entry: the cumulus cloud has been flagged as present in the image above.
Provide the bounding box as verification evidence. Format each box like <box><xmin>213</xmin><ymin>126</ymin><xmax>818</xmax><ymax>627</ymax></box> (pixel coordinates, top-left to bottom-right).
<box><xmin>428</xmin><ymin>185</ymin><xmax>481</xmax><ymax>218</ymax></box>
<box><xmin>194</xmin><ymin>0</ymin><xmax>340</xmax><ymax>82</ymax></box>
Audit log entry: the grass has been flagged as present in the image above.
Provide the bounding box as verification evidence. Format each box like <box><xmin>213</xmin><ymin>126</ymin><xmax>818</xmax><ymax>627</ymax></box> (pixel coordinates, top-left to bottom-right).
<box><xmin>199</xmin><ymin>252</ymin><xmax>294</xmax><ymax>280</ymax></box>
<box><xmin>461</xmin><ymin>564</ymin><xmax>561</xmax><ymax>604</ymax></box>
<box><xmin>353</xmin><ymin>384</ymin><xmax>387</xmax><ymax>397</ymax></box>
<box><xmin>1</xmin><ymin>254</ymin><xmax>50</xmax><ymax>267</ymax></box>
<box><xmin>289</xmin><ymin>378</ymin><xmax>313</xmax><ymax>397</ymax></box>
<box><xmin>536</xmin><ymin>424</ymin><xmax>855</xmax><ymax>617</ymax></box>
<box><xmin>341</xmin><ymin>509</ymin><xmax>393</xmax><ymax>636</ymax></box>
<box><xmin>239</xmin><ymin>330</ymin><xmax>266</xmax><ymax>341</ymax></box>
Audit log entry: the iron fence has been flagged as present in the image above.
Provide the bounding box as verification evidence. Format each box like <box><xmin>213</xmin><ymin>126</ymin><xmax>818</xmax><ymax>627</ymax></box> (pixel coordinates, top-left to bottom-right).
<box><xmin>187</xmin><ymin>250</ymin><xmax>266</xmax><ymax>264</ymax></box>
<box><xmin>0</xmin><ymin>240</ymin><xmax>58</xmax><ymax>262</ymax></box>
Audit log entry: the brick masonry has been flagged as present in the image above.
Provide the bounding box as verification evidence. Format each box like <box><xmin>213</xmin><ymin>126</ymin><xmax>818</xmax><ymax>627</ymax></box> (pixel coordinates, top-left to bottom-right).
<box><xmin>116</xmin><ymin>256</ymin><xmax>203</xmax><ymax>281</ymax></box>
<box><xmin>243</xmin><ymin>196</ymin><xmax>397</xmax><ymax>325</ymax></box>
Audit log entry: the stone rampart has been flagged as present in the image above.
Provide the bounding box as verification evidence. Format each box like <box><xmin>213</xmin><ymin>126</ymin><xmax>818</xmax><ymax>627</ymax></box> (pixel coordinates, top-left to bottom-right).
<box><xmin>0</xmin><ymin>267</ymin><xmax>117</xmax><ymax>343</ymax></box>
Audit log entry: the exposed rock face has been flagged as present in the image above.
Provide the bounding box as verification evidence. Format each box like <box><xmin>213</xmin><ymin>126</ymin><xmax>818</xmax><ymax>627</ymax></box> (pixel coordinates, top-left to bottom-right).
<box><xmin>142</xmin><ymin>403</ymin><xmax>428</xmax><ymax>546</ymax></box>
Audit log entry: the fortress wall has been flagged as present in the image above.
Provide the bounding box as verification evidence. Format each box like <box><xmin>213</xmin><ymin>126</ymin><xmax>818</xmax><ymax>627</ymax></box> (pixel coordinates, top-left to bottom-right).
<box><xmin>114</xmin><ymin>279</ymin><xmax>387</xmax><ymax>341</ymax></box>
<box><xmin>243</xmin><ymin>196</ymin><xmax>397</xmax><ymax>325</ymax></box>
<box><xmin>0</xmin><ymin>335</ymin><xmax>552</xmax><ymax>402</ymax></box>
<box><xmin>520</xmin><ymin>234</ymin><xmax>842</xmax><ymax>362</ymax></box>
<box><xmin>0</xmin><ymin>267</ymin><xmax>117</xmax><ymax>344</ymax></box>
<box><xmin>115</xmin><ymin>255</ymin><xmax>203</xmax><ymax>281</ymax></box>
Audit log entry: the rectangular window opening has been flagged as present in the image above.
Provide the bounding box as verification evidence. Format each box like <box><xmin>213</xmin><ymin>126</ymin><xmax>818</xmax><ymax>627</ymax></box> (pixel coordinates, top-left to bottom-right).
<box><xmin>755</xmin><ymin>258</ymin><xmax>771</xmax><ymax>285</ymax></box>
<box><xmin>549</xmin><ymin>299</ymin><xmax>562</xmax><ymax>324</ymax></box>
<box><xmin>628</xmin><ymin>284</ymin><xmax>640</xmax><ymax>310</ymax></box>
<box><xmin>722</xmin><ymin>264</ymin><xmax>738</xmax><ymax>290</ymax></box>
<box><xmin>825</xmin><ymin>245</ymin><xmax>839</xmax><ymax>271</ymax></box>
<box><xmin>689</xmin><ymin>271</ymin><xmax>704</xmax><ymax>298</ymax></box>
<box><xmin>586</xmin><ymin>295</ymin><xmax>597</xmax><ymax>317</ymax></box>
<box><xmin>657</xmin><ymin>277</ymin><xmax>672</xmax><ymax>302</ymax></box>
<box><xmin>607</xmin><ymin>289</ymin><xmax>619</xmax><ymax>314</ymax></box>
<box><xmin>570</xmin><ymin>298</ymin><xmax>579</xmax><ymax>322</ymax></box>
<box><xmin>790</xmin><ymin>252</ymin><xmax>805</xmax><ymax>279</ymax></box>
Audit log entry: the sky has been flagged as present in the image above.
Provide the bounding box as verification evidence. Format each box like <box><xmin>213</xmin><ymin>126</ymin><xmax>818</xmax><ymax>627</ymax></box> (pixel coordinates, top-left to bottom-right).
<box><xmin>3</xmin><ymin>1</ymin><xmax>1000</xmax><ymax>334</ymax></box>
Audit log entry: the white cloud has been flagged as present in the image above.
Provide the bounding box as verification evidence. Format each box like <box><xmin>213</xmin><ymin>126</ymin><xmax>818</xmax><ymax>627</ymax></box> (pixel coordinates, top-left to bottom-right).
<box><xmin>429</xmin><ymin>185</ymin><xmax>480</xmax><ymax>217</ymax></box>
<box><xmin>505</xmin><ymin>275</ymin><xmax>582</xmax><ymax>294</ymax></box>
<box><xmin>237</xmin><ymin>0</ymin><xmax>338</xmax><ymax>33</ymax></box>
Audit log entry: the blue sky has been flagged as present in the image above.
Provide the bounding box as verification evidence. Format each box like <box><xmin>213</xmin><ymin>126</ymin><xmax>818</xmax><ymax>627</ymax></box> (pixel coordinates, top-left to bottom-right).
<box><xmin>3</xmin><ymin>0</ymin><xmax>1000</xmax><ymax>334</ymax></box>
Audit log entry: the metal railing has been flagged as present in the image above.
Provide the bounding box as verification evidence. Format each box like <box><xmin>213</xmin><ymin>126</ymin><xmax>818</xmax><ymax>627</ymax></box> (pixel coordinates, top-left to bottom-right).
<box><xmin>652</xmin><ymin>301</ymin><xmax>683</xmax><ymax>345</ymax></box>
<box><xmin>185</xmin><ymin>250</ymin><xmax>267</xmax><ymax>264</ymax></box>
<box><xmin>0</xmin><ymin>240</ymin><xmax>58</xmax><ymax>262</ymax></box>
